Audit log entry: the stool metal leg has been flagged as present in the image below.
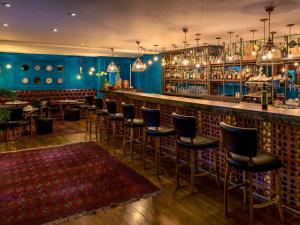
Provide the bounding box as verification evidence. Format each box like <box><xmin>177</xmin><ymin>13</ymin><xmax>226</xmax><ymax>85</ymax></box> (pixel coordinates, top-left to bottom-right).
<box><xmin>213</xmin><ymin>149</ymin><xmax>220</xmax><ymax>188</ymax></box>
<box><xmin>112</xmin><ymin>120</ymin><xmax>116</xmax><ymax>151</ymax></box>
<box><xmin>243</xmin><ymin>171</ymin><xmax>247</xmax><ymax>205</ymax></box>
<box><xmin>275</xmin><ymin>169</ymin><xmax>284</xmax><ymax>222</ymax></box>
<box><xmin>130</xmin><ymin>128</ymin><xmax>134</xmax><ymax>160</ymax></box>
<box><xmin>191</xmin><ymin>150</ymin><xmax>196</xmax><ymax>193</ymax></box>
<box><xmin>122</xmin><ymin>126</ymin><xmax>127</xmax><ymax>156</ymax></box>
<box><xmin>175</xmin><ymin>142</ymin><xmax>180</xmax><ymax>187</ymax></box>
<box><xmin>248</xmin><ymin>172</ymin><xmax>254</xmax><ymax>225</ymax></box>
<box><xmin>224</xmin><ymin>163</ymin><xmax>231</xmax><ymax>218</ymax></box>
<box><xmin>155</xmin><ymin>137</ymin><xmax>160</xmax><ymax>177</ymax></box>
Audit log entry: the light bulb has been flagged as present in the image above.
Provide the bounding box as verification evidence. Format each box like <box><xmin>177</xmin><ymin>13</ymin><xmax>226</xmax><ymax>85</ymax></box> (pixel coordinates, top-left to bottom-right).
<box><xmin>294</xmin><ymin>62</ymin><xmax>299</xmax><ymax>66</ymax></box>
<box><xmin>90</xmin><ymin>67</ymin><xmax>95</xmax><ymax>72</ymax></box>
<box><xmin>196</xmin><ymin>63</ymin><xmax>201</xmax><ymax>68</ymax></box>
<box><xmin>153</xmin><ymin>55</ymin><xmax>159</xmax><ymax>61</ymax></box>
<box><xmin>172</xmin><ymin>61</ymin><xmax>175</xmax><ymax>65</ymax></box>
<box><xmin>281</xmin><ymin>68</ymin><xmax>285</xmax><ymax>72</ymax></box>
<box><xmin>203</xmin><ymin>62</ymin><xmax>207</xmax><ymax>66</ymax></box>
<box><xmin>148</xmin><ymin>60</ymin><xmax>153</xmax><ymax>65</ymax></box>
<box><xmin>228</xmin><ymin>56</ymin><xmax>233</xmax><ymax>61</ymax></box>
<box><xmin>288</xmin><ymin>54</ymin><xmax>293</xmax><ymax>59</ymax></box>
<box><xmin>267</xmin><ymin>51</ymin><xmax>272</xmax><ymax>59</ymax></box>
<box><xmin>271</xmin><ymin>48</ymin><xmax>275</xmax><ymax>52</ymax></box>
<box><xmin>76</xmin><ymin>74</ymin><xmax>81</xmax><ymax>80</ymax></box>
<box><xmin>174</xmin><ymin>56</ymin><xmax>177</xmax><ymax>60</ymax></box>
<box><xmin>262</xmin><ymin>55</ymin><xmax>267</xmax><ymax>60</ymax></box>
<box><xmin>251</xmin><ymin>51</ymin><xmax>257</xmax><ymax>56</ymax></box>
<box><xmin>5</xmin><ymin>64</ymin><xmax>12</xmax><ymax>69</ymax></box>
<box><xmin>217</xmin><ymin>59</ymin><xmax>221</xmax><ymax>63</ymax></box>
<box><xmin>182</xmin><ymin>59</ymin><xmax>189</xmax><ymax>66</ymax></box>
<box><xmin>136</xmin><ymin>64</ymin><xmax>141</xmax><ymax>69</ymax></box>
<box><xmin>246</xmin><ymin>68</ymin><xmax>250</xmax><ymax>72</ymax></box>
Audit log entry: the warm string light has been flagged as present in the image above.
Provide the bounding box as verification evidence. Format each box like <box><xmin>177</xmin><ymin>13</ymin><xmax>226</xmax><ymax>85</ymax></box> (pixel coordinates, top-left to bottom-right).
<box><xmin>182</xmin><ymin>26</ymin><xmax>189</xmax><ymax>66</ymax></box>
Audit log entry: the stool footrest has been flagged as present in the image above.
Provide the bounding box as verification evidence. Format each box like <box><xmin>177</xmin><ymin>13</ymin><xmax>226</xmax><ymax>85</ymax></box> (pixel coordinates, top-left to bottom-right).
<box><xmin>253</xmin><ymin>196</ymin><xmax>280</xmax><ymax>209</ymax></box>
<box><xmin>228</xmin><ymin>182</ymin><xmax>246</xmax><ymax>191</ymax></box>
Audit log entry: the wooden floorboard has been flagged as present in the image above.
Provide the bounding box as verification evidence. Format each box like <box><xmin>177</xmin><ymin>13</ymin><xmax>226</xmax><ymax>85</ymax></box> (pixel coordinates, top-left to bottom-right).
<box><xmin>0</xmin><ymin>120</ymin><xmax>299</xmax><ymax>225</ymax></box>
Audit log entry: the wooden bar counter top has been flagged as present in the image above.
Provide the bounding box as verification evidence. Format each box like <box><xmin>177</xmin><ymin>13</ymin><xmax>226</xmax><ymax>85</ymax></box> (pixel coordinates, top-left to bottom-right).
<box><xmin>103</xmin><ymin>90</ymin><xmax>300</xmax><ymax>213</ymax></box>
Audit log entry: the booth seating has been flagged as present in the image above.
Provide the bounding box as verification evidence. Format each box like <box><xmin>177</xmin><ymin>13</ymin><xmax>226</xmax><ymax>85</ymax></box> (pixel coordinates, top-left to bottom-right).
<box><xmin>0</xmin><ymin>89</ymin><xmax>97</xmax><ymax>103</ymax></box>
<box><xmin>36</xmin><ymin>117</ymin><xmax>54</xmax><ymax>134</ymax></box>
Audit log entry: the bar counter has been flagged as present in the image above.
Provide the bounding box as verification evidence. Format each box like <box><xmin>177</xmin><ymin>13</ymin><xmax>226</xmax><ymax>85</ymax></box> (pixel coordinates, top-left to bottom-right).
<box><xmin>103</xmin><ymin>90</ymin><xmax>300</xmax><ymax>213</ymax></box>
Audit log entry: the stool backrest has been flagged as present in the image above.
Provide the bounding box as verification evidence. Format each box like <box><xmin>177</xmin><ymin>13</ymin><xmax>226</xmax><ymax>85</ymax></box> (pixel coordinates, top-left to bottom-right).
<box><xmin>172</xmin><ymin>113</ymin><xmax>196</xmax><ymax>138</ymax></box>
<box><xmin>9</xmin><ymin>107</ymin><xmax>24</xmax><ymax>121</ymax></box>
<box><xmin>122</xmin><ymin>103</ymin><xmax>135</xmax><ymax>120</ymax></box>
<box><xmin>94</xmin><ymin>98</ymin><xmax>104</xmax><ymax>109</ymax></box>
<box><xmin>141</xmin><ymin>107</ymin><xmax>160</xmax><ymax>127</ymax></box>
<box><xmin>85</xmin><ymin>95</ymin><xmax>94</xmax><ymax>106</ymax></box>
<box><xmin>106</xmin><ymin>100</ymin><xmax>117</xmax><ymax>114</ymax></box>
<box><xmin>220</xmin><ymin>122</ymin><xmax>257</xmax><ymax>157</ymax></box>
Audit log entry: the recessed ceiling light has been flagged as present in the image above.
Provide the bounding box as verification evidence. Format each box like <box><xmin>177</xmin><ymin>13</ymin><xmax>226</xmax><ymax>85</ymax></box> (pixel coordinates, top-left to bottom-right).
<box><xmin>3</xmin><ymin>3</ymin><xmax>11</xmax><ymax>7</ymax></box>
<box><xmin>52</xmin><ymin>28</ymin><xmax>58</xmax><ymax>32</ymax></box>
<box><xmin>68</xmin><ymin>12</ymin><xmax>77</xmax><ymax>17</ymax></box>
<box><xmin>3</xmin><ymin>23</ymin><xmax>9</xmax><ymax>27</ymax></box>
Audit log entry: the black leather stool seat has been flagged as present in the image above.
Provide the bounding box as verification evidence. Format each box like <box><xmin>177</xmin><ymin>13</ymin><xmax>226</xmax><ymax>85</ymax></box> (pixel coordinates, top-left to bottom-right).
<box><xmin>227</xmin><ymin>151</ymin><xmax>282</xmax><ymax>173</ymax></box>
<box><xmin>108</xmin><ymin>113</ymin><xmax>124</xmax><ymax>120</ymax></box>
<box><xmin>96</xmin><ymin>109</ymin><xmax>108</xmax><ymax>116</ymax></box>
<box><xmin>177</xmin><ymin>135</ymin><xmax>218</xmax><ymax>150</ymax></box>
<box><xmin>125</xmin><ymin>118</ymin><xmax>144</xmax><ymax>128</ymax></box>
<box><xmin>146</xmin><ymin>126</ymin><xmax>175</xmax><ymax>137</ymax></box>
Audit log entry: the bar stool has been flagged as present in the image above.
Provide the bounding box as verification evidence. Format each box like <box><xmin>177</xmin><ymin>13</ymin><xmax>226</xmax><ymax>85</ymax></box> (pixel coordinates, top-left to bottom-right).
<box><xmin>95</xmin><ymin>98</ymin><xmax>109</xmax><ymax>142</ymax></box>
<box><xmin>106</xmin><ymin>100</ymin><xmax>124</xmax><ymax>150</ymax></box>
<box><xmin>121</xmin><ymin>103</ymin><xmax>144</xmax><ymax>159</ymax></box>
<box><xmin>85</xmin><ymin>106</ymin><xmax>97</xmax><ymax>138</ymax></box>
<box><xmin>220</xmin><ymin>122</ymin><xmax>284</xmax><ymax>225</ymax></box>
<box><xmin>141</xmin><ymin>107</ymin><xmax>175</xmax><ymax>176</ymax></box>
<box><xmin>172</xmin><ymin>113</ymin><xmax>220</xmax><ymax>193</ymax></box>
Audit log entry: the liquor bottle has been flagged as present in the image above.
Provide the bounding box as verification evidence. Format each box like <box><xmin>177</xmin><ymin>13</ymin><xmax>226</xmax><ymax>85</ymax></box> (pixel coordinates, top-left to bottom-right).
<box><xmin>261</xmin><ymin>83</ymin><xmax>268</xmax><ymax>110</ymax></box>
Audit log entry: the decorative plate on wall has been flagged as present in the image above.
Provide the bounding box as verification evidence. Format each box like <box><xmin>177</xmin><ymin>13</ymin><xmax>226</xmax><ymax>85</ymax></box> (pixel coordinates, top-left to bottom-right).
<box><xmin>22</xmin><ymin>77</ymin><xmax>29</xmax><ymax>84</ymax></box>
<box><xmin>57</xmin><ymin>65</ymin><xmax>64</xmax><ymax>72</ymax></box>
<box><xmin>34</xmin><ymin>65</ymin><xmax>41</xmax><ymax>71</ymax></box>
<box><xmin>57</xmin><ymin>77</ymin><xmax>64</xmax><ymax>84</ymax></box>
<box><xmin>46</xmin><ymin>77</ymin><xmax>53</xmax><ymax>85</ymax></box>
<box><xmin>21</xmin><ymin>64</ymin><xmax>29</xmax><ymax>71</ymax></box>
<box><xmin>34</xmin><ymin>77</ymin><xmax>41</xmax><ymax>84</ymax></box>
<box><xmin>46</xmin><ymin>65</ymin><xmax>53</xmax><ymax>72</ymax></box>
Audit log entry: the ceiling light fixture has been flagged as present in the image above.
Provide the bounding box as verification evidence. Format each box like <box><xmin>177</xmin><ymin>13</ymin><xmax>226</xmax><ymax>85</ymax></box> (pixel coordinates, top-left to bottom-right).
<box><xmin>68</xmin><ymin>12</ymin><xmax>77</xmax><ymax>17</ymax></box>
<box><xmin>3</xmin><ymin>3</ymin><xmax>11</xmax><ymax>7</ymax></box>
<box><xmin>5</xmin><ymin>64</ymin><xmax>11</xmax><ymax>69</ymax></box>
<box><xmin>52</xmin><ymin>28</ymin><xmax>58</xmax><ymax>32</ymax></box>
<box><xmin>250</xmin><ymin>29</ymin><xmax>257</xmax><ymax>56</ymax></box>
<box><xmin>153</xmin><ymin>44</ymin><xmax>159</xmax><ymax>62</ymax></box>
<box><xmin>182</xmin><ymin>26</ymin><xmax>189</xmax><ymax>66</ymax></box>
<box><xmin>257</xmin><ymin>5</ymin><xmax>283</xmax><ymax>65</ymax></box>
<box><xmin>107</xmin><ymin>48</ymin><xmax>118</xmax><ymax>72</ymax></box>
<box><xmin>132</xmin><ymin>41</ymin><xmax>145</xmax><ymax>72</ymax></box>
<box><xmin>3</xmin><ymin>23</ymin><xmax>9</xmax><ymax>27</ymax></box>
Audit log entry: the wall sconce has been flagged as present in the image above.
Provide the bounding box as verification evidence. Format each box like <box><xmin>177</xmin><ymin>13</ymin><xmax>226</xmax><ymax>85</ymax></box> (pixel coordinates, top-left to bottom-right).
<box><xmin>6</xmin><ymin>64</ymin><xmax>12</xmax><ymax>69</ymax></box>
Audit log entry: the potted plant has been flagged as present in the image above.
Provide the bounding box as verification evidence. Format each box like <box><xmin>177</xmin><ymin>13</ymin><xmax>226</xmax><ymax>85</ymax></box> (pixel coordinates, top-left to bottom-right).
<box><xmin>0</xmin><ymin>89</ymin><xmax>16</xmax><ymax>142</ymax></box>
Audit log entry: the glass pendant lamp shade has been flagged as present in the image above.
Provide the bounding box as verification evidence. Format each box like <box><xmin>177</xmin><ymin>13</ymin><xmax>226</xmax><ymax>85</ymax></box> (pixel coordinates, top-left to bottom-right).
<box><xmin>107</xmin><ymin>48</ymin><xmax>118</xmax><ymax>72</ymax></box>
<box><xmin>256</xmin><ymin>5</ymin><xmax>283</xmax><ymax>65</ymax></box>
<box><xmin>132</xmin><ymin>41</ymin><xmax>146</xmax><ymax>72</ymax></box>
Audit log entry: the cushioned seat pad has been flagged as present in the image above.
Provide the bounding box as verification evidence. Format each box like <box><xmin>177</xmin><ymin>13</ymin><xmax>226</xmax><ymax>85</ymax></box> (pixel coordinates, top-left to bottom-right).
<box><xmin>96</xmin><ymin>109</ymin><xmax>108</xmax><ymax>116</ymax></box>
<box><xmin>125</xmin><ymin>118</ymin><xmax>145</xmax><ymax>127</ymax></box>
<box><xmin>177</xmin><ymin>135</ymin><xmax>218</xmax><ymax>149</ymax></box>
<box><xmin>108</xmin><ymin>113</ymin><xmax>124</xmax><ymax>120</ymax></box>
<box><xmin>226</xmin><ymin>151</ymin><xmax>282</xmax><ymax>172</ymax></box>
<box><xmin>145</xmin><ymin>126</ymin><xmax>175</xmax><ymax>137</ymax></box>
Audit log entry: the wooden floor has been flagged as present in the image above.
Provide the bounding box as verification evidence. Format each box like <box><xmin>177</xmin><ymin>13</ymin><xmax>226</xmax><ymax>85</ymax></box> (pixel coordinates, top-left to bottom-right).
<box><xmin>0</xmin><ymin>120</ymin><xmax>299</xmax><ymax>225</ymax></box>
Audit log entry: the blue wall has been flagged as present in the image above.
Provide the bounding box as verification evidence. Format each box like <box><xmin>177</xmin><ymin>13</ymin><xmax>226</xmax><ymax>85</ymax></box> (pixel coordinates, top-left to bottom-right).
<box><xmin>0</xmin><ymin>52</ymin><xmax>162</xmax><ymax>95</ymax></box>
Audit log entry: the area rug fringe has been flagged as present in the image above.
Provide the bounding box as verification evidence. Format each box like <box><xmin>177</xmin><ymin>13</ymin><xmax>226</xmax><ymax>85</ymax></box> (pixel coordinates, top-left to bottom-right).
<box><xmin>43</xmin><ymin>190</ymin><xmax>160</xmax><ymax>225</ymax></box>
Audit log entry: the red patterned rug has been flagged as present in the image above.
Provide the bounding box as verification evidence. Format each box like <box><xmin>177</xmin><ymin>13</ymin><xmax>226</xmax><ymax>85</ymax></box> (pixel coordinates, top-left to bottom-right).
<box><xmin>0</xmin><ymin>142</ymin><xmax>159</xmax><ymax>225</ymax></box>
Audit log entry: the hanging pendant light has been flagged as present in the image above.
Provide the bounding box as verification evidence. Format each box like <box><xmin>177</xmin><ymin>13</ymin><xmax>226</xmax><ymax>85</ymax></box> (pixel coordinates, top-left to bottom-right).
<box><xmin>153</xmin><ymin>44</ymin><xmax>159</xmax><ymax>62</ymax></box>
<box><xmin>250</xmin><ymin>29</ymin><xmax>258</xmax><ymax>56</ymax></box>
<box><xmin>132</xmin><ymin>41</ymin><xmax>145</xmax><ymax>72</ymax></box>
<box><xmin>287</xmin><ymin>24</ymin><xmax>295</xmax><ymax>59</ymax></box>
<box><xmin>107</xmin><ymin>48</ymin><xmax>118</xmax><ymax>72</ymax></box>
<box><xmin>182</xmin><ymin>26</ymin><xmax>189</xmax><ymax>66</ymax></box>
<box><xmin>77</xmin><ymin>56</ymin><xmax>83</xmax><ymax>80</ymax></box>
<box><xmin>257</xmin><ymin>5</ymin><xmax>283</xmax><ymax>65</ymax></box>
<box><xmin>227</xmin><ymin>32</ymin><xmax>234</xmax><ymax>62</ymax></box>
